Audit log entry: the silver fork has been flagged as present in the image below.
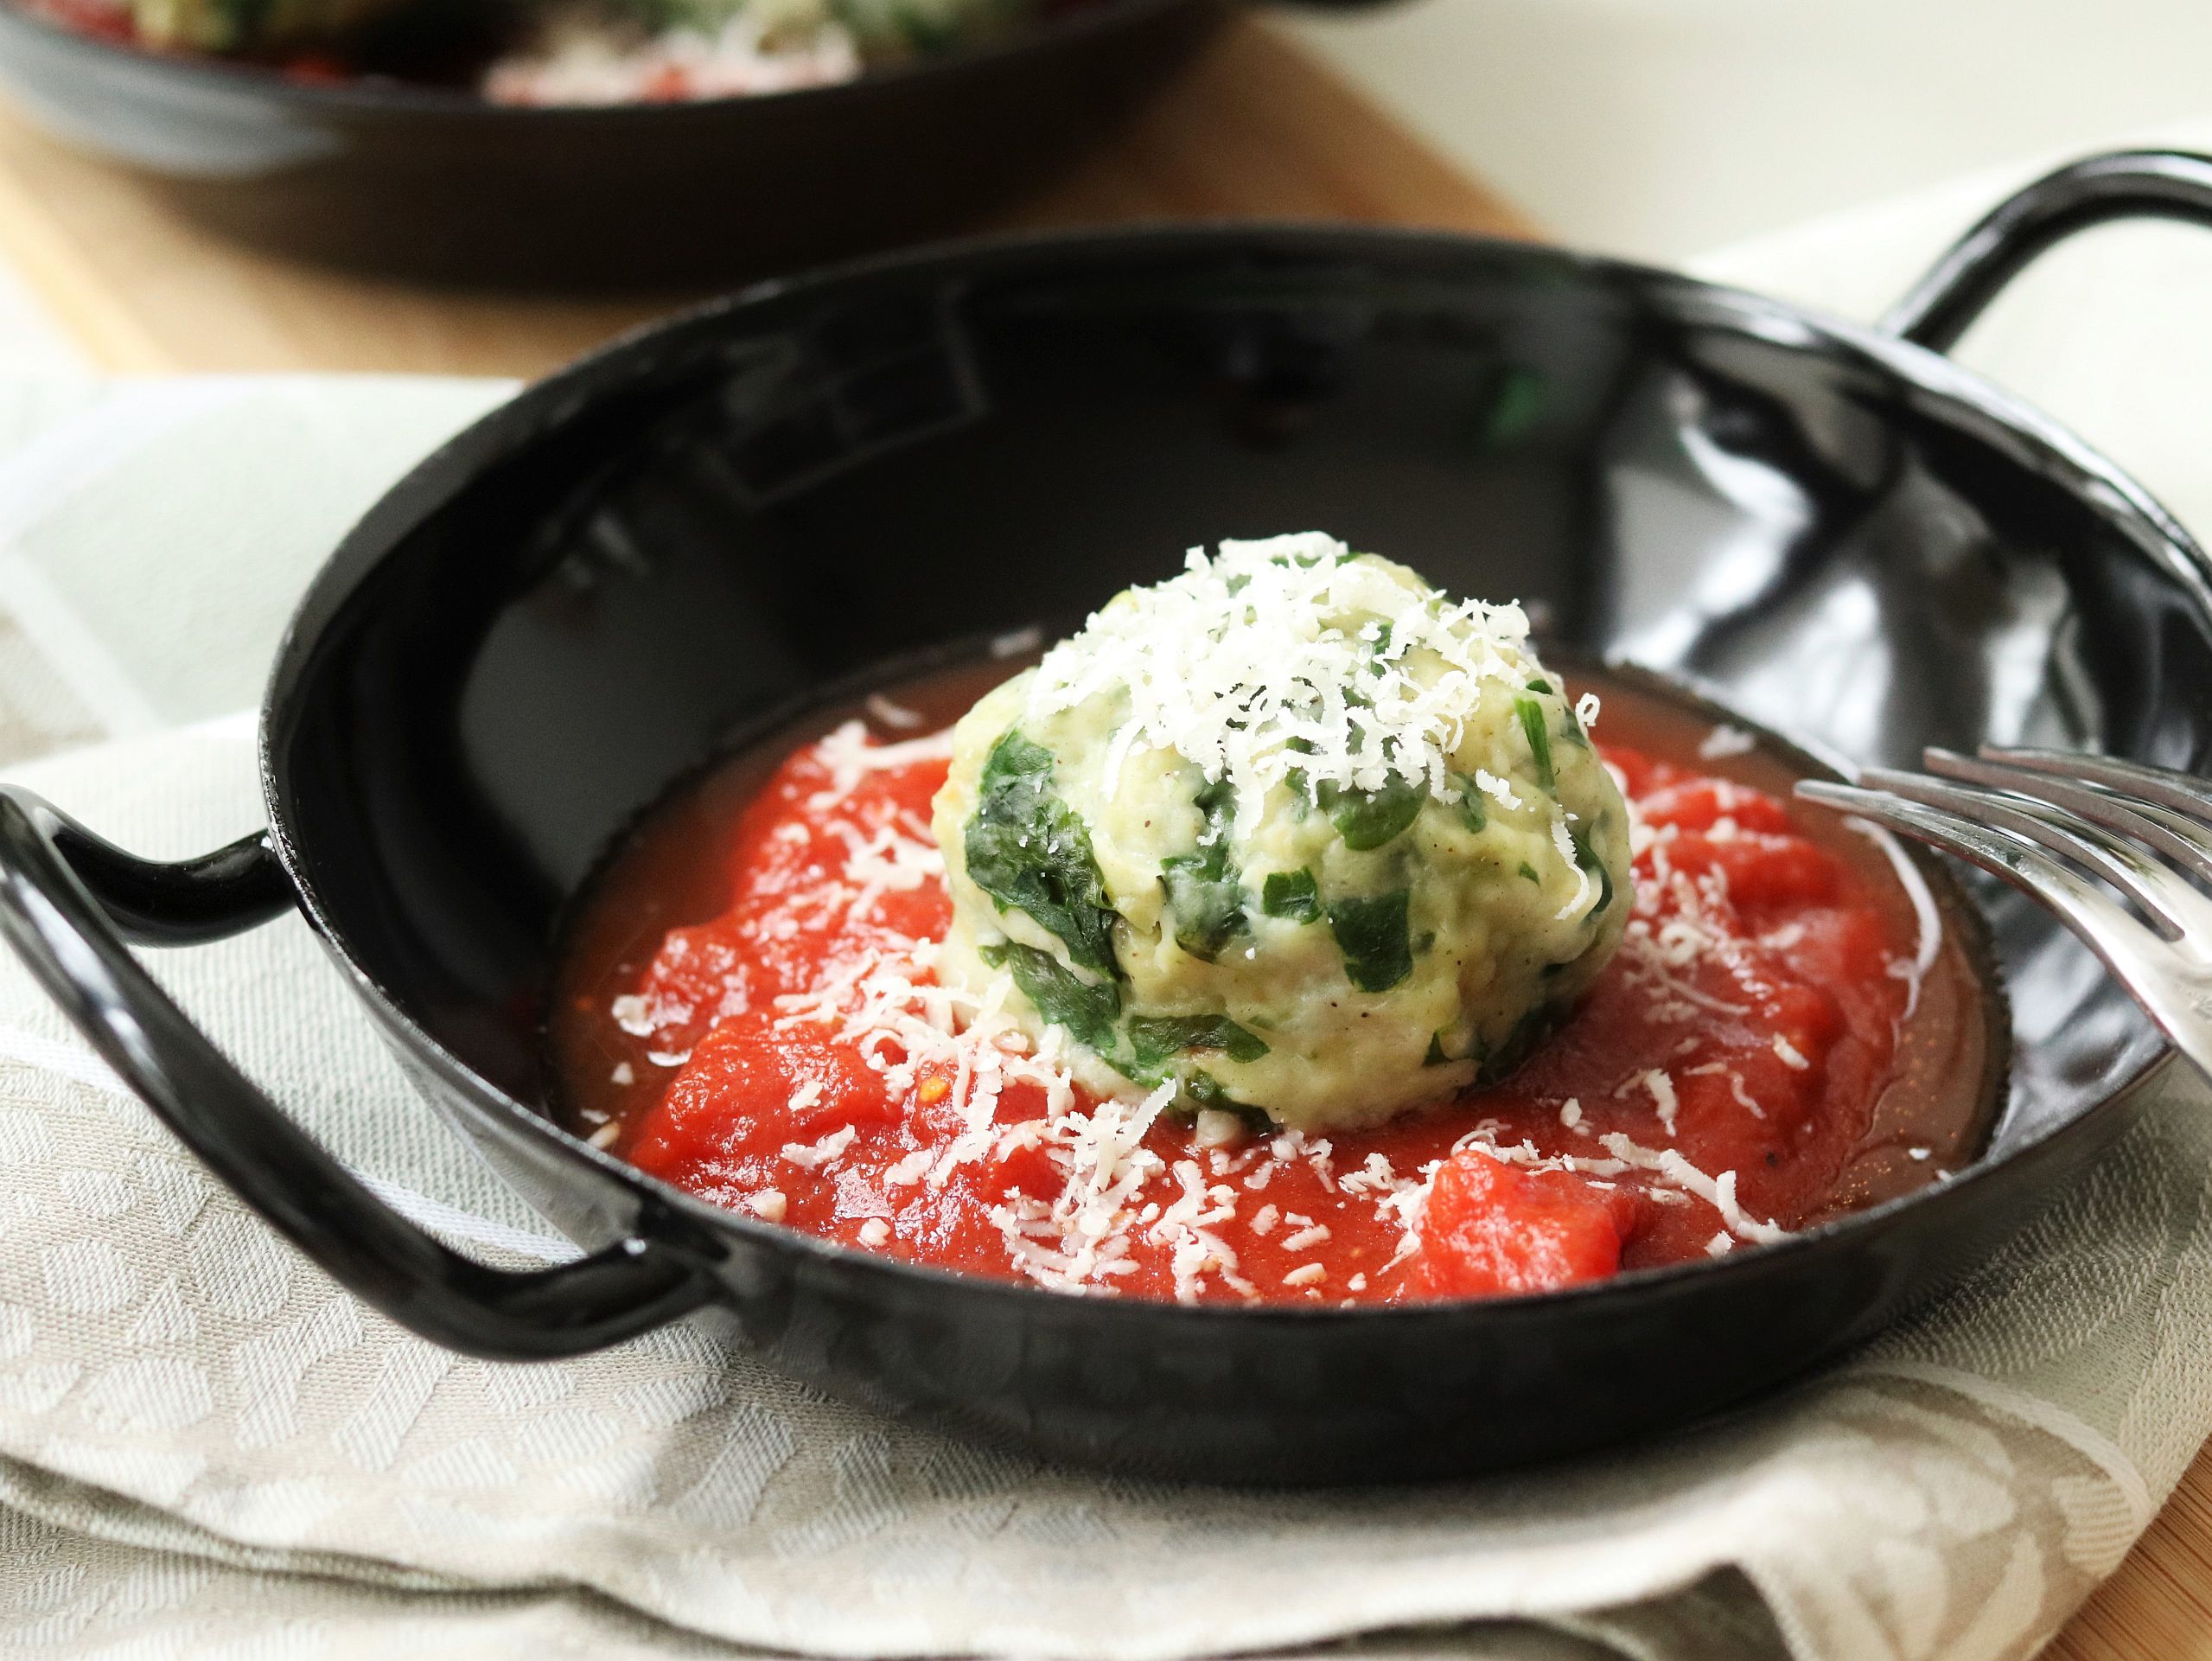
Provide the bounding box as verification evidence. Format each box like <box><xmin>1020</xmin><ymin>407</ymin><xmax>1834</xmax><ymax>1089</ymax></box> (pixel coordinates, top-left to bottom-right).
<box><xmin>1797</xmin><ymin>748</ymin><xmax>2212</xmax><ymax>1076</ymax></box>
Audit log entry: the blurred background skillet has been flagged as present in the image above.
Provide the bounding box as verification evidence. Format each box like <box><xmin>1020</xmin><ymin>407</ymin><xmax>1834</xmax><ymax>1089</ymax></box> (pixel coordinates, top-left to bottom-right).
<box><xmin>0</xmin><ymin>0</ymin><xmax>1374</xmax><ymax>287</ymax></box>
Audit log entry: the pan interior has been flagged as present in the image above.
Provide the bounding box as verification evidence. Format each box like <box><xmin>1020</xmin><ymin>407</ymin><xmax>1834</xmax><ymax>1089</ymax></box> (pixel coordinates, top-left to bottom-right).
<box><xmin>267</xmin><ymin>234</ymin><xmax>2212</xmax><ymax>1178</ymax></box>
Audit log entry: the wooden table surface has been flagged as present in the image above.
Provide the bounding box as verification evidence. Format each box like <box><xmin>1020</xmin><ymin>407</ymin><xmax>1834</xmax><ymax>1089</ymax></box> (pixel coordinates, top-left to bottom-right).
<box><xmin>0</xmin><ymin>20</ymin><xmax>2197</xmax><ymax>1657</ymax></box>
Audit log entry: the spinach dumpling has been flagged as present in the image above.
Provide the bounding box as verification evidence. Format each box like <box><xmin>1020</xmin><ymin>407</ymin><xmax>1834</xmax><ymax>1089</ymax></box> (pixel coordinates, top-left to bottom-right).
<box><xmin>931</xmin><ymin>533</ymin><xmax>1634</xmax><ymax>1134</ymax></box>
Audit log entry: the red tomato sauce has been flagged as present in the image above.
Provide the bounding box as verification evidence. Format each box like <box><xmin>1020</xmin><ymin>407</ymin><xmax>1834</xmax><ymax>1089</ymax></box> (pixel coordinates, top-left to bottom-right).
<box><xmin>19</xmin><ymin>0</ymin><xmax>137</xmax><ymax>43</ymax></box>
<box><xmin>551</xmin><ymin>681</ymin><xmax>1997</xmax><ymax>1306</ymax></box>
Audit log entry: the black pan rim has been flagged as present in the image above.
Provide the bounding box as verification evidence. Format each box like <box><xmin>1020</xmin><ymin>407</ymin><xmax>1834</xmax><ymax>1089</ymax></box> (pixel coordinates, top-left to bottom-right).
<box><xmin>256</xmin><ymin>219</ymin><xmax>2209</xmax><ymax>1326</ymax></box>
<box><xmin>0</xmin><ymin>0</ymin><xmax>1198</xmax><ymax>120</ymax></box>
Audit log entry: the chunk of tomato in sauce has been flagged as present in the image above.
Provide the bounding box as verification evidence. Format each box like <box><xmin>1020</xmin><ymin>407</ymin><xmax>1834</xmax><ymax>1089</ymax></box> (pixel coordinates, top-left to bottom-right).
<box><xmin>617</xmin><ymin>740</ymin><xmax>953</xmax><ymax>1061</ymax></box>
<box><xmin>1413</xmin><ymin>1150</ymin><xmax>1637</xmax><ymax>1298</ymax></box>
<box><xmin>626</xmin><ymin>1008</ymin><xmax>899</xmax><ymax>1193</ymax></box>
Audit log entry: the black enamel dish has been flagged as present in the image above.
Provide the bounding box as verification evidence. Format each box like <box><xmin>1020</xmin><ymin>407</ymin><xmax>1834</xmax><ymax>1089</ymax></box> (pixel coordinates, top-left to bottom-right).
<box><xmin>0</xmin><ymin>0</ymin><xmax>1238</xmax><ymax>286</ymax></box>
<box><xmin>3</xmin><ymin>150</ymin><xmax>2210</xmax><ymax>1486</ymax></box>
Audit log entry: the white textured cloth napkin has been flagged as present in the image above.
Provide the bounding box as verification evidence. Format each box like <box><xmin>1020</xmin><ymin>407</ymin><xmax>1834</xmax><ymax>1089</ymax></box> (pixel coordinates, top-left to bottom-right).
<box><xmin>2</xmin><ymin>153</ymin><xmax>2212</xmax><ymax>1656</ymax></box>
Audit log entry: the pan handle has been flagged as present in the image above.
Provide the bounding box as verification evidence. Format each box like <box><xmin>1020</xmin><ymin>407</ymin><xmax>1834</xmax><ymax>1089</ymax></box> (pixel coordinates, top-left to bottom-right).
<box><xmin>1883</xmin><ymin>150</ymin><xmax>2212</xmax><ymax>352</ymax></box>
<box><xmin>0</xmin><ymin>786</ymin><xmax>716</xmax><ymax>1360</ymax></box>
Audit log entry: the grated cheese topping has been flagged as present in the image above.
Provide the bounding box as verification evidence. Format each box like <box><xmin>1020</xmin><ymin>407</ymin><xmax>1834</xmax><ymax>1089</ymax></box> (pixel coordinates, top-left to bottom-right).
<box><xmin>781</xmin><ymin>1124</ymin><xmax>856</xmax><ymax>1170</ymax></box>
<box><xmin>1597</xmin><ymin>1133</ymin><xmax>1788</xmax><ymax>1244</ymax></box>
<box><xmin>1686</xmin><ymin>1061</ymin><xmax>1765</xmax><ymax>1119</ymax></box>
<box><xmin>1023</xmin><ymin>533</ymin><xmax>1552</xmax><ymax>807</ymax></box>
<box><xmin>808</xmin><ymin>720</ymin><xmax>956</xmax><ymax>812</ymax></box>
<box><xmin>1699</xmin><ymin>724</ymin><xmax>1757</xmax><ymax>760</ymax></box>
<box><xmin>1617</xmin><ymin>1068</ymin><xmax>1680</xmax><ymax>1137</ymax></box>
<box><xmin>1844</xmin><ymin>816</ymin><xmax>1943</xmax><ymax>1018</ymax></box>
<box><xmin>866</xmin><ymin>693</ymin><xmax>926</xmax><ymax>731</ymax></box>
<box><xmin>1551</xmin><ymin>811</ymin><xmax>1597</xmax><ymax>922</ymax></box>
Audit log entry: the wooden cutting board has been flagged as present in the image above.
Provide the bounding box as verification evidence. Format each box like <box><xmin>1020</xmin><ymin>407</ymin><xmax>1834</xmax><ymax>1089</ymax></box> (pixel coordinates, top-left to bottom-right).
<box><xmin>0</xmin><ymin>19</ymin><xmax>1531</xmax><ymax>377</ymax></box>
<box><xmin>0</xmin><ymin>19</ymin><xmax>2199</xmax><ymax>1655</ymax></box>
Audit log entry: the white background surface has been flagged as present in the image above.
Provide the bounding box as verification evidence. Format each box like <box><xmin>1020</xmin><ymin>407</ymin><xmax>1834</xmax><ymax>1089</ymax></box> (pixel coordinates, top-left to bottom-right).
<box><xmin>1289</xmin><ymin>0</ymin><xmax>2212</xmax><ymax>261</ymax></box>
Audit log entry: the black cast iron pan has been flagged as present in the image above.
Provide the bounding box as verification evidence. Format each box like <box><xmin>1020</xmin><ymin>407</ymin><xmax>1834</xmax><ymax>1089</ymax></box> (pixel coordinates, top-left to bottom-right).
<box><xmin>1</xmin><ymin>150</ymin><xmax>2209</xmax><ymax>1485</ymax></box>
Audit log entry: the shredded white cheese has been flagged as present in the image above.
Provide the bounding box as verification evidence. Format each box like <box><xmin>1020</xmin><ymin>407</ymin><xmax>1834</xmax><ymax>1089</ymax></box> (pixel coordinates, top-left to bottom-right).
<box><xmin>1843</xmin><ymin>815</ymin><xmax>1943</xmax><ymax>1018</ymax></box>
<box><xmin>1597</xmin><ymin>1133</ymin><xmax>1788</xmax><ymax>1244</ymax></box>
<box><xmin>1475</xmin><ymin>769</ymin><xmax>1523</xmax><ymax>810</ymax></box>
<box><xmin>611</xmin><ymin>992</ymin><xmax>691</xmax><ymax>1037</ymax></box>
<box><xmin>1686</xmin><ymin>1061</ymin><xmax>1765</xmax><ymax>1119</ymax></box>
<box><xmin>1552</xmin><ymin>811</ymin><xmax>1596</xmax><ymax>921</ymax></box>
<box><xmin>866</xmin><ymin>693</ymin><xmax>926</xmax><ymax>730</ymax></box>
<box><xmin>781</xmin><ymin>1125</ymin><xmax>856</xmax><ymax>1170</ymax></box>
<box><xmin>1194</xmin><ymin>1108</ymin><xmax>1246</xmax><ymax>1148</ymax></box>
<box><xmin>1699</xmin><ymin>724</ymin><xmax>1757</xmax><ymax>760</ymax></box>
<box><xmin>806</xmin><ymin>720</ymin><xmax>956</xmax><ymax>811</ymax></box>
<box><xmin>1616</xmin><ymin>1068</ymin><xmax>1680</xmax><ymax>1137</ymax></box>
<box><xmin>883</xmin><ymin>1150</ymin><xmax>932</xmax><ymax>1187</ymax></box>
<box><xmin>1024</xmin><ymin>533</ymin><xmax>1541</xmax><ymax>808</ymax></box>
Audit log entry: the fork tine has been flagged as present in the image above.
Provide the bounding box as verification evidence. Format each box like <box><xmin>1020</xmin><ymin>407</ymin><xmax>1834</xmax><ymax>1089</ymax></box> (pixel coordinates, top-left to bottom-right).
<box><xmin>1795</xmin><ymin>781</ymin><xmax>2169</xmax><ymax>962</ymax></box>
<box><xmin>1927</xmin><ymin>747</ymin><xmax>2212</xmax><ymax>890</ymax></box>
<box><xmin>1858</xmin><ymin>766</ymin><xmax>2191</xmax><ymax>939</ymax></box>
<box><xmin>1979</xmin><ymin>745</ymin><xmax>2212</xmax><ymax>830</ymax></box>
